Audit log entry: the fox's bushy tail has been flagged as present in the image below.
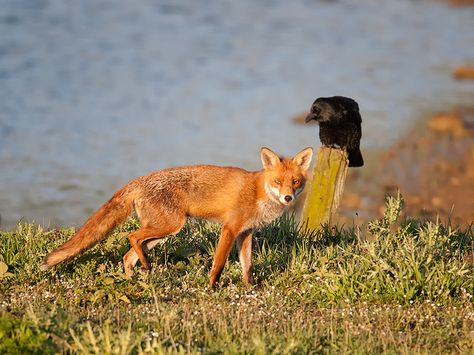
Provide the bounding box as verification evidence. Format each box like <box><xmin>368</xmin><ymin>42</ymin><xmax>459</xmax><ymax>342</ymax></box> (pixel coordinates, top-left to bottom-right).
<box><xmin>40</xmin><ymin>186</ymin><xmax>134</xmax><ymax>271</ymax></box>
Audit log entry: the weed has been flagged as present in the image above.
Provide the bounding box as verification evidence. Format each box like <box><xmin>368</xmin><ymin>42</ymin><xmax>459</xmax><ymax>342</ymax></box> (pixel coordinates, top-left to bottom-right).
<box><xmin>0</xmin><ymin>195</ymin><xmax>472</xmax><ymax>353</ymax></box>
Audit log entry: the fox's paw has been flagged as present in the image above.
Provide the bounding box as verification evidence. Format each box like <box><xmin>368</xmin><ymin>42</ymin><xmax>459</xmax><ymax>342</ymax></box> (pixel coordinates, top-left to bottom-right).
<box><xmin>243</xmin><ymin>275</ymin><xmax>255</xmax><ymax>287</ymax></box>
<box><xmin>139</xmin><ymin>266</ymin><xmax>151</xmax><ymax>276</ymax></box>
<box><xmin>124</xmin><ymin>265</ymin><xmax>135</xmax><ymax>278</ymax></box>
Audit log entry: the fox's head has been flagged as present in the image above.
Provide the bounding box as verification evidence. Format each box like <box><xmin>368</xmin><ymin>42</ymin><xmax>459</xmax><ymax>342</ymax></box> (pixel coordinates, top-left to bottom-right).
<box><xmin>260</xmin><ymin>147</ymin><xmax>313</xmax><ymax>206</ymax></box>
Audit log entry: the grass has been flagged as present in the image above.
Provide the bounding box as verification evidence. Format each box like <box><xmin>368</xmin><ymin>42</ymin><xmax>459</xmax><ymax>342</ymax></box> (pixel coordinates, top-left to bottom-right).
<box><xmin>0</xmin><ymin>195</ymin><xmax>473</xmax><ymax>354</ymax></box>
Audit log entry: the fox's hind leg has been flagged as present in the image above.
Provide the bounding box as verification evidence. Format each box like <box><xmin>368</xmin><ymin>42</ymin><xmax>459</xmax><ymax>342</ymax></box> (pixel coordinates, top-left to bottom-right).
<box><xmin>123</xmin><ymin>238</ymin><xmax>168</xmax><ymax>276</ymax></box>
<box><xmin>123</xmin><ymin>212</ymin><xmax>186</xmax><ymax>276</ymax></box>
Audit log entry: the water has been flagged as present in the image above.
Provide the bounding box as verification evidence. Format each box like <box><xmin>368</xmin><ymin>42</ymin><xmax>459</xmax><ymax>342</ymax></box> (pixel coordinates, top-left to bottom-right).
<box><xmin>0</xmin><ymin>0</ymin><xmax>473</xmax><ymax>229</ymax></box>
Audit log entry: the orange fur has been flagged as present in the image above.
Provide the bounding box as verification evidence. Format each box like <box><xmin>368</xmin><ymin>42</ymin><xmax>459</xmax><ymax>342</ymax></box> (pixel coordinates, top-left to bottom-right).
<box><xmin>41</xmin><ymin>147</ymin><xmax>313</xmax><ymax>288</ymax></box>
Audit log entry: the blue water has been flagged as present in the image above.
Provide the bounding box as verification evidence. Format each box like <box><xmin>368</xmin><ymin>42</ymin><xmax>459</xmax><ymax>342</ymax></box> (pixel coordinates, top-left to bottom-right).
<box><xmin>0</xmin><ymin>0</ymin><xmax>473</xmax><ymax>228</ymax></box>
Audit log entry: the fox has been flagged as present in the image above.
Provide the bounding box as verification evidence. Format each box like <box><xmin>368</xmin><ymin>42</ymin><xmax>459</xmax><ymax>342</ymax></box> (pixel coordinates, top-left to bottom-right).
<box><xmin>40</xmin><ymin>147</ymin><xmax>313</xmax><ymax>288</ymax></box>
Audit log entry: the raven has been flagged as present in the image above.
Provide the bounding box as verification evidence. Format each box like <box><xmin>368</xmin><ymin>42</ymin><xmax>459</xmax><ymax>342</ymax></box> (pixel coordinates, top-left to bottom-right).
<box><xmin>305</xmin><ymin>96</ymin><xmax>364</xmax><ymax>167</ymax></box>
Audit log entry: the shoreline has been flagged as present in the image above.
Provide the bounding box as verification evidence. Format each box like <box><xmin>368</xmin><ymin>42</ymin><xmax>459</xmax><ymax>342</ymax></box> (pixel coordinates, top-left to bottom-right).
<box><xmin>2</xmin><ymin>109</ymin><xmax>473</xmax><ymax>231</ymax></box>
<box><xmin>339</xmin><ymin>105</ymin><xmax>474</xmax><ymax>226</ymax></box>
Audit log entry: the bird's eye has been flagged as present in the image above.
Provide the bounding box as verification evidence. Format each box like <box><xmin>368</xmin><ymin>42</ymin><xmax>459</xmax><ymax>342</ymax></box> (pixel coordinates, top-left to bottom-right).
<box><xmin>293</xmin><ymin>179</ymin><xmax>300</xmax><ymax>185</ymax></box>
<box><xmin>274</xmin><ymin>179</ymin><xmax>281</xmax><ymax>185</ymax></box>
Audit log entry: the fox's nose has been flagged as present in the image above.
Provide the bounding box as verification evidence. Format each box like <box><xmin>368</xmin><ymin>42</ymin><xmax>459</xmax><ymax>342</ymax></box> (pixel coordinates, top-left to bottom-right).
<box><xmin>284</xmin><ymin>195</ymin><xmax>293</xmax><ymax>203</ymax></box>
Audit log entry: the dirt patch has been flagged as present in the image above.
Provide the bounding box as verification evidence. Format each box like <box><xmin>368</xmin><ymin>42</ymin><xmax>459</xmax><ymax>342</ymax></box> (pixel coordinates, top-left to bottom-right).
<box><xmin>453</xmin><ymin>65</ymin><xmax>474</xmax><ymax>80</ymax></box>
<box><xmin>339</xmin><ymin>107</ymin><xmax>474</xmax><ymax>226</ymax></box>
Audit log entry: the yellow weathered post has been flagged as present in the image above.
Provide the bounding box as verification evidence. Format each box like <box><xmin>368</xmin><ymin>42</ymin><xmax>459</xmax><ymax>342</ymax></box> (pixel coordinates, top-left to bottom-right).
<box><xmin>300</xmin><ymin>146</ymin><xmax>349</xmax><ymax>233</ymax></box>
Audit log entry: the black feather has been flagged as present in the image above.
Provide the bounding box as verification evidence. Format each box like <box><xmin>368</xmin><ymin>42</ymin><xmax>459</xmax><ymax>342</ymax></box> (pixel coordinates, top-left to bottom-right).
<box><xmin>305</xmin><ymin>96</ymin><xmax>363</xmax><ymax>167</ymax></box>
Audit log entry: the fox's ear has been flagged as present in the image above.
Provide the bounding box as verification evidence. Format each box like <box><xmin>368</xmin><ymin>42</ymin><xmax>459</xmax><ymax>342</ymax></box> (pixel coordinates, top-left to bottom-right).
<box><xmin>260</xmin><ymin>147</ymin><xmax>281</xmax><ymax>169</ymax></box>
<box><xmin>293</xmin><ymin>147</ymin><xmax>313</xmax><ymax>171</ymax></box>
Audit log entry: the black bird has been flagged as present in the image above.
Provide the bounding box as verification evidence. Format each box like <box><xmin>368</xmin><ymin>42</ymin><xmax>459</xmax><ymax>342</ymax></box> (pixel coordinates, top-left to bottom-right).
<box><xmin>305</xmin><ymin>96</ymin><xmax>364</xmax><ymax>167</ymax></box>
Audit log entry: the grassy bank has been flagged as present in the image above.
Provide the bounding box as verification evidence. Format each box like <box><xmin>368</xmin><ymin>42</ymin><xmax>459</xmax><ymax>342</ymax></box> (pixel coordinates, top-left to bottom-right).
<box><xmin>0</xmin><ymin>195</ymin><xmax>473</xmax><ymax>354</ymax></box>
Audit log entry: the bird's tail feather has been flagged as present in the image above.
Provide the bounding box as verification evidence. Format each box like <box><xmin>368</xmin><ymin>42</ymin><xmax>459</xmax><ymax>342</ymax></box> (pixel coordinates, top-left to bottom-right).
<box><xmin>348</xmin><ymin>149</ymin><xmax>364</xmax><ymax>167</ymax></box>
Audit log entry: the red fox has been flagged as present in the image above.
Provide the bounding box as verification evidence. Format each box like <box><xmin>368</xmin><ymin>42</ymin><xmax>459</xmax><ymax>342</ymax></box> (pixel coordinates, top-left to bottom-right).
<box><xmin>40</xmin><ymin>147</ymin><xmax>313</xmax><ymax>288</ymax></box>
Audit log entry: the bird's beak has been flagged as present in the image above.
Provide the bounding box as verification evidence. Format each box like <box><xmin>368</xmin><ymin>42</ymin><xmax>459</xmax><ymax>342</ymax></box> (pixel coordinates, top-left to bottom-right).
<box><xmin>305</xmin><ymin>113</ymin><xmax>315</xmax><ymax>123</ymax></box>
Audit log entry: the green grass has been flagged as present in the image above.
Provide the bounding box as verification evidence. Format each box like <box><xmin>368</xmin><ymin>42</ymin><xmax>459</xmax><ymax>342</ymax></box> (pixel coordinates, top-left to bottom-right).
<box><xmin>0</xmin><ymin>195</ymin><xmax>473</xmax><ymax>354</ymax></box>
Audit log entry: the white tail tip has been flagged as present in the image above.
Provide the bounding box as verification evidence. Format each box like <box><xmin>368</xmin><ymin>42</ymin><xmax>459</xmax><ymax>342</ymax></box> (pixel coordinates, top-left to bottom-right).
<box><xmin>39</xmin><ymin>263</ymin><xmax>51</xmax><ymax>272</ymax></box>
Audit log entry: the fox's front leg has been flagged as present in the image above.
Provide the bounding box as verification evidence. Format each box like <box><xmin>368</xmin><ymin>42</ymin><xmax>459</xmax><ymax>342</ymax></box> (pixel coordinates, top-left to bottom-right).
<box><xmin>209</xmin><ymin>224</ymin><xmax>239</xmax><ymax>288</ymax></box>
<box><xmin>237</xmin><ymin>231</ymin><xmax>254</xmax><ymax>286</ymax></box>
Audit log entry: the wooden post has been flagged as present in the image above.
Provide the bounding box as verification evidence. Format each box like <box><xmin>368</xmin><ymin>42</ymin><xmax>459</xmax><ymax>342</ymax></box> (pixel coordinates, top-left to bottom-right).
<box><xmin>300</xmin><ymin>146</ymin><xmax>349</xmax><ymax>233</ymax></box>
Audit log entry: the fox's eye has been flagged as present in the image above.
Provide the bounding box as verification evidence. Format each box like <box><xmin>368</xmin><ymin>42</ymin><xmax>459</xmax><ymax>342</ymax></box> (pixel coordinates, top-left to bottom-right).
<box><xmin>293</xmin><ymin>179</ymin><xmax>300</xmax><ymax>185</ymax></box>
<box><xmin>274</xmin><ymin>179</ymin><xmax>281</xmax><ymax>185</ymax></box>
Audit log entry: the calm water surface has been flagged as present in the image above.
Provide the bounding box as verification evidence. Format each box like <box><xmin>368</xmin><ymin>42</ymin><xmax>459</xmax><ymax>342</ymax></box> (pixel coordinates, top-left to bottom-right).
<box><xmin>0</xmin><ymin>0</ymin><xmax>473</xmax><ymax>228</ymax></box>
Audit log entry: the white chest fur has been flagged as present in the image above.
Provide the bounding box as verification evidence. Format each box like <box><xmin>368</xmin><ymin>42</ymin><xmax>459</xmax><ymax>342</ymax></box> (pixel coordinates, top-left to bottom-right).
<box><xmin>243</xmin><ymin>199</ymin><xmax>285</xmax><ymax>231</ymax></box>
